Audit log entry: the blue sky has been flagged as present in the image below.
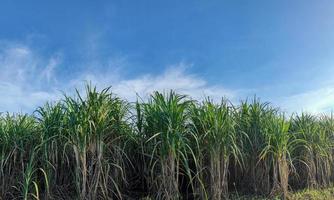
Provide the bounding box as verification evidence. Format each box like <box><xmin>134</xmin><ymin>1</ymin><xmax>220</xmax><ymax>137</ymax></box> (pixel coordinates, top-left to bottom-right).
<box><xmin>1</xmin><ymin>0</ymin><xmax>334</xmax><ymax>113</ymax></box>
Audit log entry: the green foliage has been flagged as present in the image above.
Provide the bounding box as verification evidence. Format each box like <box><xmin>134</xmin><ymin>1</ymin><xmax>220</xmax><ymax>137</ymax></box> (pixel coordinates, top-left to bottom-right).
<box><xmin>1</xmin><ymin>85</ymin><xmax>334</xmax><ymax>199</ymax></box>
<box><xmin>137</xmin><ymin>91</ymin><xmax>194</xmax><ymax>199</ymax></box>
<box><xmin>190</xmin><ymin>98</ymin><xmax>240</xmax><ymax>199</ymax></box>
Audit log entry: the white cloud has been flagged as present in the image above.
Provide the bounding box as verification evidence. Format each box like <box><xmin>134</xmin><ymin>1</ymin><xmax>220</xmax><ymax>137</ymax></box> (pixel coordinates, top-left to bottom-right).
<box><xmin>0</xmin><ymin>82</ymin><xmax>59</xmax><ymax>113</ymax></box>
<box><xmin>41</xmin><ymin>55</ymin><xmax>60</xmax><ymax>83</ymax></box>
<box><xmin>0</xmin><ymin>45</ymin><xmax>36</xmax><ymax>83</ymax></box>
<box><xmin>0</xmin><ymin>42</ymin><xmax>61</xmax><ymax>113</ymax></box>
<box><xmin>276</xmin><ymin>87</ymin><xmax>334</xmax><ymax>114</ymax></box>
<box><xmin>9</xmin><ymin>42</ymin><xmax>334</xmax><ymax>115</ymax></box>
<box><xmin>70</xmin><ymin>63</ymin><xmax>237</xmax><ymax>103</ymax></box>
<box><xmin>0</xmin><ymin>42</ymin><xmax>239</xmax><ymax>113</ymax></box>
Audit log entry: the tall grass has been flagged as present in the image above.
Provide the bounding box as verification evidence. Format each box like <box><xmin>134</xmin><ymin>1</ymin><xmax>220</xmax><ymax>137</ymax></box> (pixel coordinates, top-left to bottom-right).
<box><xmin>1</xmin><ymin>84</ymin><xmax>334</xmax><ymax>199</ymax></box>
<box><xmin>190</xmin><ymin>98</ymin><xmax>240</xmax><ymax>199</ymax></box>
<box><xmin>136</xmin><ymin>91</ymin><xmax>195</xmax><ymax>199</ymax></box>
<box><xmin>62</xmin><ymin>85</ymin><xmax>130</xmax><ymax>199</ymax></box>
<box><xmin>260</xmin><ymin>114</ymin><xmax>301</xmax><ymax>199</ymax></box>
<box><xmin>0</xmin><ymin>114</ymin><xmax>40</xmax><ymax>199</ymax></box>
<box><xmin>291</xmin><ymin>113</ymin><xmax>333</xmax><ymax>189</ymax></box>
<box><xmin>233</xmin><ymin>99</ymin><xmax>277</xmax><ymax>195</ymax></box>
<box><xmin>35</xmin><ymin>102</ymin><xmax>66</xmax><ymax>199</ymax></box>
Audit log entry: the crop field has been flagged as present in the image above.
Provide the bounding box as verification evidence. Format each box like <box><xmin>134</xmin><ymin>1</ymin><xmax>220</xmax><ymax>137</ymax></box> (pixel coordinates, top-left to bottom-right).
<box><xmin>1</xmin><ymin>85</ymin><xmax>334</xmax><ymax>200</ymax></box>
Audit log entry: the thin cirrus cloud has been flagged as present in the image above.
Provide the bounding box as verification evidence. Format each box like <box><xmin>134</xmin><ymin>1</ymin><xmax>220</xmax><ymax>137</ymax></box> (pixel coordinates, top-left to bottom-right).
<box><xmin>277</xmin><ymin>87</ymin><xmax>334</xmax><ymax>114</ymax></box>
<box><xmin>70</xmin><ymin>63</ymin><xmax>237</xmax><ymax>103</ymax></box>
<box><xmin>0</xmin><ymin>42</ymin><xmax>61</xmax><ymax>113</ymax></box>
<box><xmin>0</xmin><ymin>42</ymin><xmax>333</xmax><ymax>114</ymax></box>
<box><xmin>0</xmin><ymin>43</ymin><xmax>237</xmax><ymax>113</ymax></box>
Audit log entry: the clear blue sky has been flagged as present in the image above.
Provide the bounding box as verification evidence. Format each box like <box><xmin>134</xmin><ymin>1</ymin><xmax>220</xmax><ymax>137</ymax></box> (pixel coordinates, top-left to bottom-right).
<box><xmin>1</xmin><ymin>0</ymin><xmax>334</xmax><ymax>113</ymax></box>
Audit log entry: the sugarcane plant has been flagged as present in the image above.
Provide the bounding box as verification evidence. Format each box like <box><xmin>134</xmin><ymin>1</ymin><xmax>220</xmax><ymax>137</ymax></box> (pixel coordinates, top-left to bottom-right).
<box><xmin>1</xmin><ymin>84</ymin><xmax>334</xmax><ymax>199</ymax></box>
<box><xmin>260</xmin><ymin>113</ymin><xmax>304</xmax><ymax>199</ymax></box>
<box><xmin>137</xmin><ymin>91</ymin><xmax>196</xmax><ymax>200</ymax></box>
<box><xmin>62</xmin><ymin>84</ymin><xmax>130</xmax><ymax>199</ymax></box>
<box><xmin>190</xmin><ymin>98</ymin><xmax>241</xmax><ymax>199</ymax></box>
<box><xmin>291</xmin><ymin>113</ymin><xmax>333</xmax><ymax>189</ymax></box>
<box><xmin>234</xmin><ymin>98</ymin><xmax>277</xmax><ymax>195</ymax></box>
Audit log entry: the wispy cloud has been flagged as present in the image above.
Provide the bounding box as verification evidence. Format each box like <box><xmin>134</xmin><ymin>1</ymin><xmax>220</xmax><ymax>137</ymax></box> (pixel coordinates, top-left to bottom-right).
<box><xmin>41</xmin><ymin>54</ymin><xmax>61</xmax><ymax>83</ymax></box>
<box><xmin>0</xmin><ymin>42</ymin><xmax>240</xmax><ymax>113</ymax></box>
<box><xmin>0</xmin><ymin>42</ymin><xmax>61</xmax><ymax>113</ymax></box>
<box><xmin>71</xmin><ymin>63</ymin><xmax>237</xmax><ymax>102</ymax></box>
<box><xmin>0</xmin><ymin>83</ymin><xmax>58</xmax><ymax>113</ymax></box>
<box><xmin>277</xmin><ymin>87</ymin><xmax>334</xmax><ymax>114</ymax></box>
<box><xmin>2</xmin><ymin>41</ymin><xmax>333</xmax><ymax>115</ymax></box>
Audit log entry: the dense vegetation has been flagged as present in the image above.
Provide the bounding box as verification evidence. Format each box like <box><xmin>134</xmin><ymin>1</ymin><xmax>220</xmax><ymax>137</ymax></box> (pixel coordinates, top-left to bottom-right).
<box><xmin>1</xmin><ymin>85</ymin><xmax>334</xmax><ymax>200</ymax></box>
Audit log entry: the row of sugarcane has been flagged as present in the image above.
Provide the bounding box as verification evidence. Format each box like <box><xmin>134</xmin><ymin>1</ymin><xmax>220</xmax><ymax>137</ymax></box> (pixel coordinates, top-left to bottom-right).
<box><xmin>0</xmin><ymin>84</ymin><xmax>333</xmax><ymax>200</ymax></box>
